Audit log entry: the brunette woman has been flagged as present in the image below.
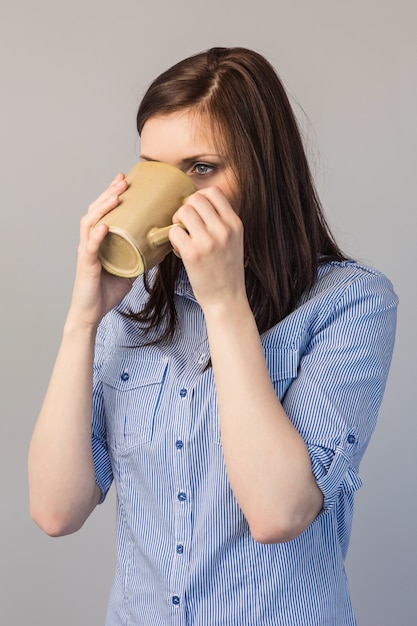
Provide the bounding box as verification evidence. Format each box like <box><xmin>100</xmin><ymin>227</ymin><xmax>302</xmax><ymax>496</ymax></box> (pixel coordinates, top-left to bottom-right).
<box><xmin>29</xmin><ymin>47</ymin><xmax>397</xmax><ymax>625</ymax></box>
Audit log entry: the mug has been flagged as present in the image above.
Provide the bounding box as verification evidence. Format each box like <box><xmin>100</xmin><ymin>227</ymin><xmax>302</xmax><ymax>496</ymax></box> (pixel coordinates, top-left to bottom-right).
<box><xmin>97</xmin><ymin>161</ymin><xmax>196</xmax><ymax>277</ymax></box>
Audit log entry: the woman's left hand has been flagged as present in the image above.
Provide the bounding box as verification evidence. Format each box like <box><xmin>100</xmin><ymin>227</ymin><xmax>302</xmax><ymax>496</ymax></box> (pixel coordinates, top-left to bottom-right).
<box><xmin>169</xmin><ymin>186</ymin><xmax>246</xmax><ymax>314</ymax></box>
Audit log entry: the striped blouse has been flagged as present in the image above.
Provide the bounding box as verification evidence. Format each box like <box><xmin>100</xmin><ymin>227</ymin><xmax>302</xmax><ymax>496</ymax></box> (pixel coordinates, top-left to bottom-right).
<box><xmin>92</xmin><ymin>260</ymin><xmax>398</xmax><ymax>625</ymax></box>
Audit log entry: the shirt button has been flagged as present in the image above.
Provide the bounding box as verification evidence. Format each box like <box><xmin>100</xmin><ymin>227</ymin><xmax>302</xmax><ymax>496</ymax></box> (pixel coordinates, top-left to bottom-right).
<box><xmin>176</xmin><ymin>544</ymin><xmax>184</xmax><ymax>554</ymax></box>
<box><xmin>172</xmin><ymin>595</ymin><xmax>180</xmax><ymax>606</ymax></box>
<box><xmin>177</xmin><ymin>491</ymin><xmax>187</xmax><ymax>502</ymax></box>
<box><xmin>179</xmin><ymin>388</ymin><xmax>187</xmax><ymax>398</ymax></box>
<box><xmin>120</xmin><ymin>371</ymin><xmax>129</xmax><ymax>381</ymax></box>
<box><xmin>198</xmin><ymin>353</ymin><xmax>206</xmax><ymax>364</ymax></box>
<box><xmin>175</xmin><ymin>440</ymin><xmax>184</xmax><ymax>450</ymax></box>
<box><xmin>347</xmin><ymin>434</ymin><xmax>356</xmax><ymax>444</ymax></box>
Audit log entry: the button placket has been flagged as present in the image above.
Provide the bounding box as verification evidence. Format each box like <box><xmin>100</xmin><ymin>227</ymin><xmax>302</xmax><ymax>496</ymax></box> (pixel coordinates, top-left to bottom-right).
<box><xmin>169</xmin><ymin>376</ymin><xmax>194</xmax><ymax>614</ymax></box>
<box><xmin>168</xmin><ymin>344</ymin><xmax>208</xmax><ymax>613</ymax></box>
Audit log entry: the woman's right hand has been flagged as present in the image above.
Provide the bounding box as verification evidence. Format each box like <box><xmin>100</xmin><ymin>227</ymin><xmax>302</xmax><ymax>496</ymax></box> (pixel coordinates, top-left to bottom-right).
<box><xmin>68</xmin><ymin>172</ymin><xmax>133</xmax><ymax>329</ymax></box>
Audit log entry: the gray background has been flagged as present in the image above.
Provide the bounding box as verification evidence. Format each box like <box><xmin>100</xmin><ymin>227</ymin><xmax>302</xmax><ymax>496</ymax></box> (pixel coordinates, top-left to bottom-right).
<box><xmin>1</xmin><ymin>1</ymin><xmax>416</xmax><ymax>624</ymax></box>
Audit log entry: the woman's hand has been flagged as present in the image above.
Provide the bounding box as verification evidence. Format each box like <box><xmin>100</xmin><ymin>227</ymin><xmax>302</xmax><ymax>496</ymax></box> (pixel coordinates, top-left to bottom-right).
<box><xmin>68</xmin><ymin>173</ymin><xmax>133</xmax><ymax>329</ymax></box>
<box><xmin>169</xmin><ymin>186</ymin><xmax>246</xmax><ymax>315</ymax></box>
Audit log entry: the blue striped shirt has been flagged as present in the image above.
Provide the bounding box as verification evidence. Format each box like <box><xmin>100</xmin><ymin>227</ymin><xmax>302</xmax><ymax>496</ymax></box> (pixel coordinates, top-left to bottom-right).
<box><xmin>92</xmin><ymin>260</ymin><xmax>398</xmax><ymax>625</ymax></box>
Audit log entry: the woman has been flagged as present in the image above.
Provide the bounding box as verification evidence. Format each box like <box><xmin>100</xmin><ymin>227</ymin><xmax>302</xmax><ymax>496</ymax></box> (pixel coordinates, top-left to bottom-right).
<box><xmin>29</xmin><ymin>47</ymin><xmax>398</xmax><ymax>625</ymax></box>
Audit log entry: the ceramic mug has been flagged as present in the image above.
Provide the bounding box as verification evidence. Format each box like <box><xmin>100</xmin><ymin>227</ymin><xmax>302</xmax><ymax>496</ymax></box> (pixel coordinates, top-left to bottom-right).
<box><xmin>97</xmin><ymin>161</ymin><xmax>196</xmax><ymax>277</ymax></box>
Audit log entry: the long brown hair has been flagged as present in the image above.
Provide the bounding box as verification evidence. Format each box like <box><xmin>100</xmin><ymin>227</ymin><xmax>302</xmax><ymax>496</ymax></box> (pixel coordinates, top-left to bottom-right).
<box><xmin>132</xmin><ymin>47</ymin><xmax>345</xmax><ymax>340</ymax></box>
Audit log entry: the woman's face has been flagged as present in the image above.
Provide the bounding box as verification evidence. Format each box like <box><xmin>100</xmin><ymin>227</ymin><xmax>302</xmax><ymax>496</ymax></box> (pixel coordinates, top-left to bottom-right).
<box><xmin>140</xmin><ymin>110</ymin><xmax>237</xmax><ymax>204</ymax></box>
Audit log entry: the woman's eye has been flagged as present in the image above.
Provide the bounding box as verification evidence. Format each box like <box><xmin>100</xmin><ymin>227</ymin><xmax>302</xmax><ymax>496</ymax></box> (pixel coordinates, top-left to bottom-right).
<box><xmin>192</xmin><ymin>163</ymin><xmax>215</xmax><ymax>176</ymax></box>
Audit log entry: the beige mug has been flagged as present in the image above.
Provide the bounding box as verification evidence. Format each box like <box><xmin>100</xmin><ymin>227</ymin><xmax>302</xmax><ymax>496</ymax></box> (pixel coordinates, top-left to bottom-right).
<box><xmin>97</xmin><ymin>161</ymin><xmax>196</xmax><ymax>277</ymax></box>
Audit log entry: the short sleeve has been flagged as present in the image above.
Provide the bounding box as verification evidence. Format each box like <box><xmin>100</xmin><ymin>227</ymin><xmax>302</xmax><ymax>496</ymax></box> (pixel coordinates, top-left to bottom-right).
<box><xmin>92</xmin><ymin>318</ymin><xmax>113</xmax><ymax>503</ymax></box>
<box><xmin>282</xmin><ymin>269</ymin><xmax>398</xmax><ymax>510</ymax></box>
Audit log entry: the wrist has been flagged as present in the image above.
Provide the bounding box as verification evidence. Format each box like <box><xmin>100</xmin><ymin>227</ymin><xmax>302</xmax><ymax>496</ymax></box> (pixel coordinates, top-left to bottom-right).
<box><xmin>203</xmin><ymin>294</ymin><xmax>256</xmax><ymax>336</ymax></box>
<box><xmin>63</xmin><ymin>311</ymin><xmax>100</xmax><ymax>340</ymax></box>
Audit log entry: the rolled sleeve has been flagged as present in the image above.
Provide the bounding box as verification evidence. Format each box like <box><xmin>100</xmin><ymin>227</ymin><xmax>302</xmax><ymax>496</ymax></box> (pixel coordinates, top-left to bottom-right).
<box><xmin>282</xmin><ymin>267</ymin><xmax>398</xmax><ymax>511</ymax></box>
<box><xmin>308</xmin><ymin>435</ymin><xmax>363</xmax><ymax>510</ymax></box>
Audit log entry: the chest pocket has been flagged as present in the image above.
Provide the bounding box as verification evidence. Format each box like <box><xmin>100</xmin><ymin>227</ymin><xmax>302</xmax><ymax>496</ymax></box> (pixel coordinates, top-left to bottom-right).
<box><xmin>102</xmin><ymin>355</ymin><xmax>168</xmax><ymax>451</ymax></box>
<box><xmin>211</xmin><ymin>348</ymin><xmax>299</xmax><ymax>445</ymax></box>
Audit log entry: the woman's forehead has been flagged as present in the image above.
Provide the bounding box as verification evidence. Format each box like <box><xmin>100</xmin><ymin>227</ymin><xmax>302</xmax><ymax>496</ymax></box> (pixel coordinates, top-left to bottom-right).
<box><xmin>140</xmin><ymin>111</ymin><xmax>221</xmax><ymax>161</ymax></box>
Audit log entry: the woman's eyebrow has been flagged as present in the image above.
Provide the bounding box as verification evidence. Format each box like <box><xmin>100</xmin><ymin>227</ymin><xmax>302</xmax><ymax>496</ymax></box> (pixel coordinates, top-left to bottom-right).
<box><xmin>140</xmin><ymin>154</ymin><xmax>222</xmax><ymax>166</ymax></box>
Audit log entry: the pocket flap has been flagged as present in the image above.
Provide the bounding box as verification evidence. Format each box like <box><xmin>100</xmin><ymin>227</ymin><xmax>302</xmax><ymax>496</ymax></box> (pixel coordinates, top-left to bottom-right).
<box><xmin>101</xmin><ymin>355</ymin><xmax>168</xmax><ymax>390</ymax></box>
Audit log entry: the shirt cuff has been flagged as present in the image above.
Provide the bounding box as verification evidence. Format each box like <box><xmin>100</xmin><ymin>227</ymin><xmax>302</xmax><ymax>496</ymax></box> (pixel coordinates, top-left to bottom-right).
<box><xmin>308</xmin><ymin>430</ymin><xmax>363</xmax><ymax>510</ymax></box>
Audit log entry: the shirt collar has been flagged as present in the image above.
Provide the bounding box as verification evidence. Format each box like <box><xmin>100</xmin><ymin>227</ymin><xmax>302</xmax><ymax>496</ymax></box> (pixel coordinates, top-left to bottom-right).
<box><xmin>174</xmin><ymin>265</ymin><xmax>197</xmax><ymax>301</ymax></box>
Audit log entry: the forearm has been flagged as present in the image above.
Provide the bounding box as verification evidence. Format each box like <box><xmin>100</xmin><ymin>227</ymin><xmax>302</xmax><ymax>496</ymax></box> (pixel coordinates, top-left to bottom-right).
<box><xmin>28</xmin><ymin>316</ymin><xmax>101</xmax><ymax>536</ymax></box>
<box><xmin>205</xmin><ymin>297</ymin><xmax>323</xmax><ymax>543</ymax></box>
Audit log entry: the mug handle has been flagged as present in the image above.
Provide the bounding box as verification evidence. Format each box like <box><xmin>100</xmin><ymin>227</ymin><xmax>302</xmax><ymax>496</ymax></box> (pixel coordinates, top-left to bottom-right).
<box><xmin>147</xmin><ymin>223</ymin><xmax>186</xmax><ymax>247</ymax></box>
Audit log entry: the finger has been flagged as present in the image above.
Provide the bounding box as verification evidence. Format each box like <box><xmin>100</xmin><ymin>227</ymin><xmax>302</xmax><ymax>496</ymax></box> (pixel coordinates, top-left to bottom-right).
<box><xmin>81</xmin><ymin>176</ymin><xmax>128</xmax><ymax>241</ymax></box>
<box><xmin>191</xmin><ymin>186</ymin><xmax>236</xmax><ymax>218</ymax></box>
<box><xmin>173</xmin><ymin>200</ymin><xmax>209</xmax><ymax>236</ymax></box>
<box><xmin>170</xmin><ymin>203</ymin><xmax>225</xmax><ymax>264</ymax></box>
<box><xmin>80</xmin><ymin>223</ymin><xmax>109</xmax><ymax>261</ymax></box>
<box><xmin>173</xmin><ymin>191</ymin><xmax>239</xmax><ymax>249</ymax></box>
<box><xmin>87</xmin><ymin>174</ymin><xmax>127</xmax><ymax>215</ymax></box>
<box><xmin>168</xmin><ymin>225</ymin><xmax>186</xmax><ymax>258</ymax></box>
<box><xmin>173</xmin><ymin>193</ymin><xmax>228</xmax><ymax>243</ymax></box>
<box><xmin>109</xmin><ymin>172</ymin><xmax>126</xmax><ymax>186</ymax></box>
<box><xmin>177</xmin><ymin>187</ymin><xmax>240</xmax><ymax>232</ymax></box>
<box><xmin>193</xmin><ymin>188</ymin><xmax>242</xmax><ymax>240</ymax></box>
<box><xmin>80</xmin><ymin>193</ymin><xmax>119</xmax><ymax>242</ymax></box>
